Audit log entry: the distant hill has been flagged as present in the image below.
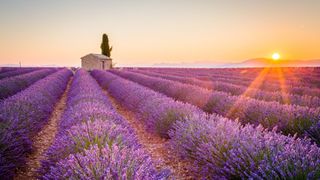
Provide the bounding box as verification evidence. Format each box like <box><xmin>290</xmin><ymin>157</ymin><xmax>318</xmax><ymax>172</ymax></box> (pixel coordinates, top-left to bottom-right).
<box><xmin>226</xmin><ymin>58</ymin><xmax>320</xmax><ymax>68</ymax></box>
<box><xmin>2</xmin><ymin>59</ymin><xmax>320</xmax><ymax>68</ymax></box>
<box><xmin>0</xmin><ymin>64</ymin><xmax>20</xmax><ymax>67</ymax></box>
<box><xmin>149</xmin><ymin>59</ymin><xmax>320</xmax><ymax>68</ymax></box>
<box><xmin>0</xmin><ymin>64</ymin><xmax>62</xmax><ymax>67</ymax></box>
<box><xmin>151</xmin><ymin>62</ymin><xmax>226</xmax><ymax>68</ymax></box>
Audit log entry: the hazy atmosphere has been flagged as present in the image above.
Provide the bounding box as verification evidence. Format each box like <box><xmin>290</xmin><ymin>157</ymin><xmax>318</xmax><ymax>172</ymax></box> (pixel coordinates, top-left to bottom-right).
<box><xmin>1</xmin><ymin>1</ymin><xmax>320</xmax><ymax>179</ymax></box>
<box><xmin>1</xmin><ymin>0</ymin><xmax>320</xmax><ymax>67</ymax></box>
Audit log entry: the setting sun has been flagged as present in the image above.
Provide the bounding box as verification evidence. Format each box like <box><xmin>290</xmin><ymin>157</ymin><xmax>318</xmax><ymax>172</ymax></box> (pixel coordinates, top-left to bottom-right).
<box><xmin>272</xmin><ymin>53</ymin><xmax>280</xmax><ymax>61</ymax></box>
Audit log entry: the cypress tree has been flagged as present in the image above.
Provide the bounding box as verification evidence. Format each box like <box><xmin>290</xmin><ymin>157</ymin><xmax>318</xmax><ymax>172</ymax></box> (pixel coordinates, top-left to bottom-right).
<box><xmin>100</xmin><ymin>34</ymin><xmax>112</xmax><ymax>57</ymax></box>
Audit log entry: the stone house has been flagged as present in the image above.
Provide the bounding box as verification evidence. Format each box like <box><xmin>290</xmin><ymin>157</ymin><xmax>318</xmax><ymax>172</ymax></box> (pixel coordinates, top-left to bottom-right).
<box><xmin>81</xmin><ymin>53</ymin><xmax>112</xmax><ymax>70</ymax></box>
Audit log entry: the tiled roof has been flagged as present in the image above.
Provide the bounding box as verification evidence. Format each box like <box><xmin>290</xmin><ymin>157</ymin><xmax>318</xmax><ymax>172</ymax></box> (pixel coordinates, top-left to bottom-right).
<box><xmin>81</xmin><ymin>53</ymin><xmax>112</xmax><ymax>60</ymax></box>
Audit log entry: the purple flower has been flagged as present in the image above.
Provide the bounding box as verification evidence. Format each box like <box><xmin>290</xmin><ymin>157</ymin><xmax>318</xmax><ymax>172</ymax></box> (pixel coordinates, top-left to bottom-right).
<box><xmin>43</xmin><ymin>144</ymin><xmax>160</xmax><ymax>180</ymax></box>
<box><xmin>0</xmin><ymin>68</ymin><xmax>57</xmax><ymax>100</ymax></box>
<box><xmin>0</xmin><ymin>68</ymin><xmax>72</xmax><ymax>178</ymax></box>
<box><xmin>39</xmin><ymin>69</ymin><xmax>169</xmax><ymax>179</ymax></box>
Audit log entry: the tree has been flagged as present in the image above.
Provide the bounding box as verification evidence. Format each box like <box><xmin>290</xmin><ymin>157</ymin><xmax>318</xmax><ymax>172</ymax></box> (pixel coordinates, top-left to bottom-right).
<box><xmin>100</xmin><ymin>33</ymin><xmax>112</xmax><ymax>57</ymax></box>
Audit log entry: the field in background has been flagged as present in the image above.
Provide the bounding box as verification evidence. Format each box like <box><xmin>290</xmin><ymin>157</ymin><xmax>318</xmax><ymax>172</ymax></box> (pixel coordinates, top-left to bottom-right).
<box><xmin>0</xmin><ymin>66</ymin><xmax>319</xmax><ymax>179</ymax></box>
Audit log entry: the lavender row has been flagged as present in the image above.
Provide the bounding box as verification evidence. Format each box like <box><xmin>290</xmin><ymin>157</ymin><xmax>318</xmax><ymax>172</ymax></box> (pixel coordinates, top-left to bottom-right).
<box><xmin>0</xmin><ymin>68</ymin><xmax>41</xmax><ymax>80</ymax></box>
<box><xmin>131</xmin><ymin>69</ymin><xmax>320</xmax><ymax>108</ymax></box>
<box><xmin>111</xmin><ymin>70</ymin><xmax>320</xmax><ymax>139</ymax></box>
<box><xmin>0</xmin><ymin>69</ymin><xmax>72</xmax><ymax>178</ymax></box>
<box><xmin>144</xmin><ymin>68</ymin><xmax>320</xmax><ymax>96</ymax></box>
<box><xmin>203</xmin><ymin>67</ymin><xmax>320</xmax><ymax>86</ymax></box>
<box><xmin>198</xmin><ymin>73</ymin><xmax>320</xmax><ymax>95</ymax></box>
<box><xmin>92</xmin><ymin>70</ymin><xmax>320</xmax><ymax>179</ymax></box>
<box><xmin>142</xmin><ymin>67</ymin><xmax>320</xmax><ymax>89</ymax></box>
<box><xmin>0</xmin><ymin>68</ymin><xmax>57</xmax><ymax>100</ymax></box>
<box><xmin>0</xmin><ymin>67</ymin><xmax>18</xmax><ymax>74</ymax></box>
<box><xmin>143</xmin><ymin>67</ymin><xmax>320</xmax><ymax>79</ymax></box>
<box><xmin>209</xmin><ymin>75</ymin><xmax>320</xmax><ymax>97</ymax></box>
<box><xmin>170</xmin><ymin>113</ymin><xmax>320</xmax><ymax>179</ymax></box>
<box><xmin>193</xmin><ymin>72</ymin><xmax>320</xmax><ymax>94</ymax></box>
<box><xmin>92</xmin><ymin>70</ymin><xmax>201</xmax><ymax>138</ymax></box>
<box><xmin>39</xmin><ymin>69</ymin><xmax>169</xmax><ymax>179</ymax></box>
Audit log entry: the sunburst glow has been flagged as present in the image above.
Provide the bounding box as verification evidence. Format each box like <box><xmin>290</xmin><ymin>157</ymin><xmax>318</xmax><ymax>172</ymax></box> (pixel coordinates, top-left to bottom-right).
<box><xmin>272</xmin><ymin>53</ymin><xmax>281</xmax><ymax>61</ymax></box>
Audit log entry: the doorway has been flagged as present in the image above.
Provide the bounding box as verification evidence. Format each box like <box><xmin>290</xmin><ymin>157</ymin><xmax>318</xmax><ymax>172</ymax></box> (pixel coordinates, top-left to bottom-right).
<box><xmin>102</xmin><ymin>61</ymin><xmax>105</xmax><ymax>69</ymax></box>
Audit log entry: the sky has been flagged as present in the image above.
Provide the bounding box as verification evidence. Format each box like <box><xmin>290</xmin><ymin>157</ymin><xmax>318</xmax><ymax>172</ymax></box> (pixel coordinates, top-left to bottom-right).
<box><xmin>0</xmin><ymin>0</ymin><xmax>319</xmax><ymax>67</ymax></box>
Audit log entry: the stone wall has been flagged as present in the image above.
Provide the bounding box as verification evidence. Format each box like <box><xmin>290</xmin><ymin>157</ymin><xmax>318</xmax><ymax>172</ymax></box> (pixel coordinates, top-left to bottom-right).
<box><xmin>81</xmin><ymin>55</ymin><xmax>112</xmax><ymax>70</ymax></box>
<box><xmin>104</xmin><ymin>60</ymin><xmax>112</xmax><ymax>69</ymax></box>
<box><xmin>82</xmin><ymin>56</ymin><xmax>100</xmax><ymax>70</ymax></box>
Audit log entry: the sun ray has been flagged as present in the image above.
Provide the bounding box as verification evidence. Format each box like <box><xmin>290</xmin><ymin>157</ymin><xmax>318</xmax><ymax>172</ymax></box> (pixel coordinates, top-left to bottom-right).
<box><xmin>226</xmin><ymin>67</ymin><xmax>271</xmax><ymax>119</ymax></box>
<box><xmin>275</xmin><ymin>67</ymin><xmax>290</xmax><ymax>104</ymax></box>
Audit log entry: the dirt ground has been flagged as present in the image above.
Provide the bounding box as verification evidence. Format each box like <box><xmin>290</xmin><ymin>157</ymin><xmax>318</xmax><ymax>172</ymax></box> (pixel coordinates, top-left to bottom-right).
<box><xmin>104</xmin><ymin>90</ymin><xmax>196</xmax><ymax>179</ymax></box>
<box><xmin>14</xmin><ymin>78</ymin><xmax>72</xmax><ymax>180</ymax></box>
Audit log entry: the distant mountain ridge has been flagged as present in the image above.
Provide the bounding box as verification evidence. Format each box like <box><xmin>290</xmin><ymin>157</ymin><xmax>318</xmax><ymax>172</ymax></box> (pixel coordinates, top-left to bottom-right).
<box><xmin>149</xmin><ymin>59</ymin><xmax>320</xmax><ymax>68</ymax></box>
<box><xmin>2</xmin><ymin>59</ymin><xmax>320</xmax><ymax>68</ymax></box>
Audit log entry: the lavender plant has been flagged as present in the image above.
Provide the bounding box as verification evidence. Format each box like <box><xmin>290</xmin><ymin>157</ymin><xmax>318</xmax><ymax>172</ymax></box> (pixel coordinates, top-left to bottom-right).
<box><xmin>0</xmin><ymin>67</ymin><xmax>39</xmax><ymax>80</ymax></box>
<box><xmin>110</xmin><ymin>70</ymin><xmax>320</xmax><ymax>140</ymax></box>
<box><xmin>131</xmin><ymin>69</ymin><xmax>320</xmax><ymax>108</ymax></box>
<box><xmin>92</xmin><ymin>70</ymin><xmax>202</xmax><ymax>138</ymax></box>
<box><xmin>169</xmin><ymin>113</ymin><xmax>320</xmax><ymax>179</ymax></box>
<box><xmin>0</xmin><ymin>67</ymin><xmax>19</xmax><ymax>74</ymax></box>
<box><xmin>0</xmin><ymin>68</ymin><xmax>57</xmax><ymax>100</ymax></box>
<box><xmin>44</xmin><ymin>145</ymin><xmax>167</xmax><ymax>180</ymax></box>
<box><xmin>92</xmin><ymin>69</ymin><xmax>320</xmax><ymax>179</ymax></box>
<box><xmin>0</xmin><ymin>68</ymin><xmax>72</xmax><ymax>178</ymax></box>
<box><xmin>137</xmin><ymin>67</ymin><xmax>320</xmax><ymax>97</ymax></box>
<box><xmin>40</xmin><ymin>69</ymin><xmax>169</xmax><ymax>179</ymax></box>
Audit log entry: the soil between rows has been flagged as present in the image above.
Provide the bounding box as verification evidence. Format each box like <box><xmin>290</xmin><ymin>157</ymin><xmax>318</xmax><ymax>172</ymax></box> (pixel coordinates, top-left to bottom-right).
<box><xmin>14</xmin><ymin>78</ymin><xmax>73</xmax><ymax>180</ymax></box>
<box><xmin>104</xmin><ymin>90</ymin><xmax>196</xmax><ymax>180</ymax></box>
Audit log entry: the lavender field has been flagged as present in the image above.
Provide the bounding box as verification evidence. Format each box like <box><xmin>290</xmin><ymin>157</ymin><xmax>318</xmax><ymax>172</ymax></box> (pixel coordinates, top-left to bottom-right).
<box><xmin>0</xmin><ymin>67</ymin><xmax>320</xmax><ymax>179</ymax></box>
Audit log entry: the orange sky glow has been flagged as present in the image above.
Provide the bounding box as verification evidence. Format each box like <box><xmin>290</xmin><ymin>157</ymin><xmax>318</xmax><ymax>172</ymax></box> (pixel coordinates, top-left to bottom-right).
<box><xmin>0</xmin><ymin>0</ymin><xmax>319</xmax><ymax>67</ymax></box>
